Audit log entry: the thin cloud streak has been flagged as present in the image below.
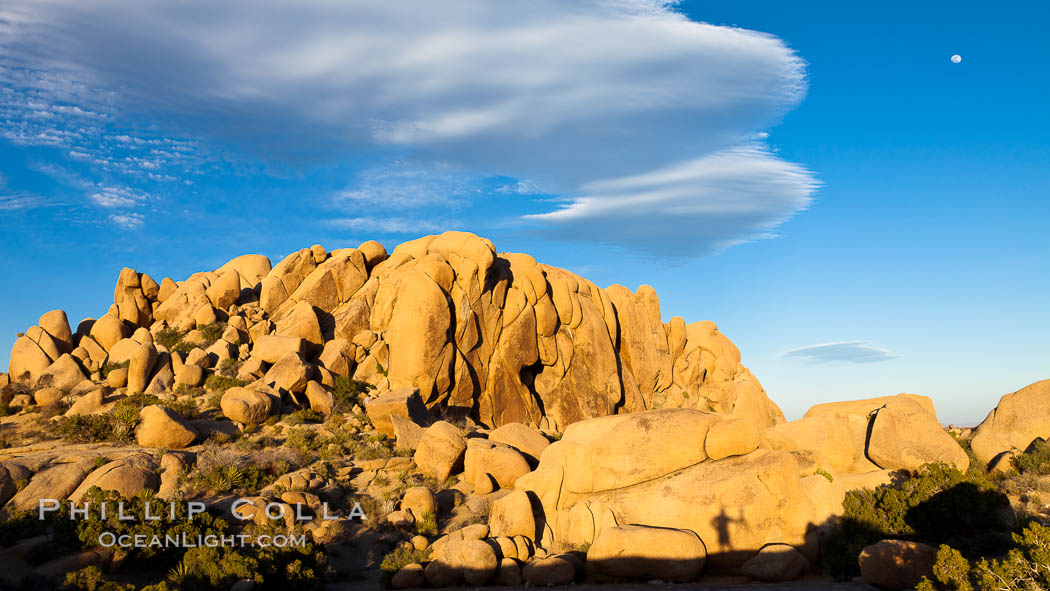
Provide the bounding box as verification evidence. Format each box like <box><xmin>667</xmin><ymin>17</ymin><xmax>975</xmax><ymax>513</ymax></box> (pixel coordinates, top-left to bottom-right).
<box><xmin>781</xmin><ymin>341</ymin><xmax>899</xmax><ymax>364</ymax></box>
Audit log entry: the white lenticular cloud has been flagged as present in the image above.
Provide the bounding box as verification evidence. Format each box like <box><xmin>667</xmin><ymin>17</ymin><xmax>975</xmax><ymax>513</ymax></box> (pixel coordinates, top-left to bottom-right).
<box><xmin>782</xmin><ymin>341</ymin><xmax>900</xmax><ymax>364</ymax></box>
<box><xmin>530</xmin><ymin>145</ymin><xmax>820</xmax><ymax>255</ymax></box>
<box><xmin>0</xmin><ymin>0</ymin><xmax>819</xmax><ymax>254</ymax></box>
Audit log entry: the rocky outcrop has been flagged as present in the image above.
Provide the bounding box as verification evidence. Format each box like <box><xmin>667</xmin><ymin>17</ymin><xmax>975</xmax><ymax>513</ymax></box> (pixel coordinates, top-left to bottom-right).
<box><xmin>69</xmin><ymin>455</ymin><xmax>159</xmax><ymax>501</ymax></box>
<box><xmin>971</xmin><ymin>379</ymin><xmax>1050</xmax><ymax>466</ymax></box>
<box><xmin>515</xmin><ymin>409</ymin><xmax>817</xmax><ymax>571</ymax></box>
<box><xmin>776</xmin><ymin>393</ymin><xmax>970</xmax><ymax>474</ymax></box>
<box><xmin>867</xmin><ymin>396</ymin><xmax>969</xmax><ymax>472</ymax></box>
<box><xmin>7</xmin><ymin>231</ymin><xmax>780</xmax><ymax>434</ymax></box>
<box><xmin>8</xmin><ymin>460</ymin><xmax>93</xmax><ymax>511</ymax></box>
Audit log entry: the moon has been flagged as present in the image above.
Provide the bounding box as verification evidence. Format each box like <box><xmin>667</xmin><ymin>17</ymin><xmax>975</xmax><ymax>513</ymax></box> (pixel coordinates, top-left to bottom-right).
<box><xmin>951</xmin><ymin>54</ymin><xmax>962</xmax><ymax>63</ymax></box>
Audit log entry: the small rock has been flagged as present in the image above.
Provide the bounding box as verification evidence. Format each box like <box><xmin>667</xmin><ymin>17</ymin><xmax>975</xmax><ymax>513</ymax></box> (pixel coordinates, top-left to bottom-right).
<box><xmin>859</xmin><ymin>539</ymin><xmax>936</xmax><ymax>591</ymax></box>
<box><xmin>413</xmin><ymin>421</ymin><xmax>467</xmax><ymax>482</ymax></box>
<box><xmin>522</xmin><ymin>555</ymin><xmax>576</xmax><ymax>586</ymax></box>
<box><xmin>391</xmin><ymin>563</ymin><xmax>425</xmax><ymax>589</ymax></box>
<box><xmin>741</xmin><ymin>543</ymin><xmax>809</xmax><ymax>582</ymax></box>
<box><xmin>489</xmin><ymin>489</ymin><xmax>535</xmax><ymax>539</ymax></box>
<box><xmin>401</xmin><ymin>487</ymin><xmax>438</xmax><ymax>520</ymax></box>
<box><xmin>34</xmin><ymin>387</ymin><xmax>65</xmax><ymax>407</ymax></box>
<box><xmin>136</xmin><ymin>405</ymin><xmax>197</xmax><ymax>449</ymax></box>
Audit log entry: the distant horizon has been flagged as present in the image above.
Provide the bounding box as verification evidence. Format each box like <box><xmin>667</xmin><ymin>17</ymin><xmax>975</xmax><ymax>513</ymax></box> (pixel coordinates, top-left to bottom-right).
<box><xmin>2</xmin><ymin>0</ymin><xmax>1047</xmax><ymax>427</ymax></box>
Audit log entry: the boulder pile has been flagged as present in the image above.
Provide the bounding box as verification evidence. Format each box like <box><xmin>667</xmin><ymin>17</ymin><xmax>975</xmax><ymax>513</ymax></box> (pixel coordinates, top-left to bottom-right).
<box><xmin>5</xmin><ymin>231</ymin><xmax>783</xmax><ymax>432</ymax></box>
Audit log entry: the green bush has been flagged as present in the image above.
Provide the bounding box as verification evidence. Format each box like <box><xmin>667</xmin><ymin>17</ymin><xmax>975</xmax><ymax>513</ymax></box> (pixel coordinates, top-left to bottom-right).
<box><xmin>204</xmin><ymin>374</ymin><xmax>247</xmax><ymax>393</ymax></box>
<box><xmin>284</xmin><ymin>409</ymin><xmax>323</xmax><ymax>425</ymax></box>
<box><xmin>331</xmin><ymin>376</ymin><xmax>372</xmax><ymax>413</ymax></box>
<box><xmin>822</xmin><ymin>462</ymin><xmax>1012</xmax><ymax>580</ymax></box>
<box><xmin>183</xmin><ymin>464</ymin><xmax>274</xmax><ymax>495</ymax></box>
<box><xmin>196</xmin><ymin>323</ymin><xmax>225</xmax><ymax>347</ymax></box>
<box><xmin>154</xmin><ymin>327</ymin><xmax>185</xmax><ymax>351</ymax></box>
<box><xmin>64</xmin><ymin>565</ymin><xmax>136</xmax><ymax>590</ymax></box>
<box><xmin>163</xmin><ymin>397</ymin><xmax>201</xmax><ymax>421</ymax></box>
<box><xmin>1013</xmin><ymin>438</ymin><xmax>1050</xmax><ymax>475</ymax></box>
<box><xmin>919</xmin><ymin>522</ymin><xmax>1050</xmax><ymax>591</ymax></box>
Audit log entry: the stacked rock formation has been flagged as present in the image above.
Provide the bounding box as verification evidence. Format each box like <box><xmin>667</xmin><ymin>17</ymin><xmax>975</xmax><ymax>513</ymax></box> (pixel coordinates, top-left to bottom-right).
<box><xmin>5</xmin><ymin>231</ymin><xmax>783</xmax><ymax>432</ymax></box>
<box><xmin>969</xmin><ymin>379</ymin><xmax>1050</xmax><ymax>468</ymax></box>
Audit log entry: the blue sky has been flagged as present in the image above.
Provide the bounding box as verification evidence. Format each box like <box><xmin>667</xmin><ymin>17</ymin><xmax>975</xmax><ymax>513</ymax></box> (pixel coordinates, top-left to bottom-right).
<box><xmin>1</xmin><ymin>0</ymin><xmax>1047</xmax><ymax>425</ymax></box>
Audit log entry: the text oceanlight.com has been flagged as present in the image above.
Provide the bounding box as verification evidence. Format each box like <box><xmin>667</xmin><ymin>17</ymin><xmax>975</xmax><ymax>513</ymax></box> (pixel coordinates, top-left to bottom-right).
<box><xmin>96</xmin><ymin>532</ymin><xmax>308</xmax><ymax>549</ymax></box>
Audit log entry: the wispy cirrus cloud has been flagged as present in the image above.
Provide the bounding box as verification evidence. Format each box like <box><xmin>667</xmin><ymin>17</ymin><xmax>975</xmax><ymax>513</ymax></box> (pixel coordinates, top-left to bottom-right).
<box><xmin>327</xmin><ymin>216</ymin><xmax>454</xmax><ymax>234</ymax></box>
<box><xmin>89</xmin><ymin>185</ymin><xmax>151</xmax><ymax>208</ymax></box>
<box><xmin>334</xmin><ymin>164</ymin><xmax>479</xmax><ymax>210</ymax></box>
<box><xmin>0</xmin><ymin>64</ymin><xmax>208</xmax><ymax>228</ymax></box>
<box><xmin>0</xmin><ymin>193</ymin><xmax>41</xmax><ymax>210</ymax></box>
<box><xmin>782</xmin><ymin>341</ymin><xmax>899</xmax><ymax>364</ymax></box>
<box><xmin>1</xmin><ymin>0</ymin><xmax>817</xmax><ymax>252</ymax></box>
<box><xmin>108</xmin><ymin>212</ymin><xmax>144</xmax><ymax>229</ymax></box>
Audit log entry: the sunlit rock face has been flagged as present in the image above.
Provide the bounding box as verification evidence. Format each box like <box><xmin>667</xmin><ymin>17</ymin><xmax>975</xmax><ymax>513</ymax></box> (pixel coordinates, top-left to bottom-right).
<box><xmin>8</xmin><ymin>231</ymin><xmax>782</xmax><ymax>433</ymax></box>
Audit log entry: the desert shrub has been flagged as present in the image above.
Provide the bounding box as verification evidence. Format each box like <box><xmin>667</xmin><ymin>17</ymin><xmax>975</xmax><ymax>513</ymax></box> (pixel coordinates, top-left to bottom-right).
<box><xmin>918</xmin><ymin>522</ymin><xmax>1050</xmax><ymax>591</ymax></box>
<box><xmin>204</xmin><ymin>374</ymin><xmax>247</xmax><ymax>393</ymax></box>
<box><xmin>285</xmin><ymin>427</ymin><xmax>323</xmax><ymax>456</ymax></box>
<box><xmin>415</xmin><ymin>511</ymin><xmax>438</xmax><ymax>536</ymax></box>
<box><xmin>379</xmin><ymin>546</ymin><xmax>430</xmax><ymax>588</ymax></box>
<box><xmin>175</xmin><ymin>384</ymin><xmax>206</xmax><ymax>398</ymax></box>
<box><xmin>0</xmin><ymin>403</ymin><xmax>12</xmax><ymax>417</ymax></box>
<box><xmin>183</xmin><ymin>447</ymin><xmax>298</xmax><ymax>496</ymax></box>
<box><xmin>1013</xmin><ymin>438</ymin><xmax>1050</xmax><ymax>475</ymax></box>
<box><xmin>196</xmin><ymin>323</ymin><xmax>225</xmax><ymax>347</ymax></box>
<box><xmin>163</xmin><ymin>396</ymin><xmax>201</xmax><ymax>421</ymax></box>
<box><xmin>917</xmin><ymin>545</ymin><xmax>974</xmax><ymax>591</ymax></box>
<box><xmin>816</xmin><ymin>468</ymin><xmax>834</xmax><ymax>483</ymax></box>
<box><xmin>154</xmin><ymin>327</ymin><xmax>184</xmax><ymax>350</ymax></box>
<box><xmin>822</xmin><ymin>462</ymin><xmax>1012</xmax><ymax>580</ymax></box>
<box><xmin>99</xmin><ymin>360</ymin><xmax>129</xmax><ymax>380</ymax></box>
<box><xmin>353</xmin><ymin>437</ymin><xmax>403</xmax><ymax>461</ymax></box>
<box><xmin>171</xmin><ymin>341</ymin><xmax>196</xmax><ymax>355</ymax></box>
<box><xmin>190</xmin><ymin>464</ymin><xmax>273</xmax><ymax>494</ymax></box>
<box><xmin>331</xmin><ymin>376</ymin><xmax>372</xmax><ymax>414</ymax></box>
<box><xmin>63</xmin><ymin>565</ymin><xmax>136</xmax><ymax>590</ymax></box>
<box><xmin>284</xmin><ymin>409</ymin><xmax>323</xmax><ymax>425</ymax></box>
<box><xmin>206</xmin><ymin>391</ymin><xmax>223</xmax><ymax>410</ymax></box>
<box><xmin>51</xmin><ymin>394</ymin><xmax>162</xmax><ymax>443</ymax></box>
